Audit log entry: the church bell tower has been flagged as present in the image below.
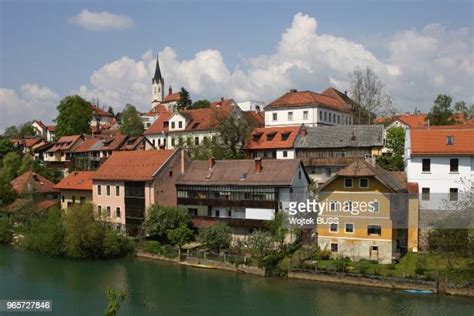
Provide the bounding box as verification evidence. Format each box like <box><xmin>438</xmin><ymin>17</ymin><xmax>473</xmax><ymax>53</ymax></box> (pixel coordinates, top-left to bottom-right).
<box><xmin>152</xmin><ymin>54</ymin><xmax>164</xmax><ymax>103</ymax></box>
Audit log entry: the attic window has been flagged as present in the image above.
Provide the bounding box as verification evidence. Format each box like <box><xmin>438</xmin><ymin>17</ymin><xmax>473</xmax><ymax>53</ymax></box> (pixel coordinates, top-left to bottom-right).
<box><xmin>240</xmin><ymin>172</ymin><xmax>248</xmax><ymax>180</ymax></box>
<box><xmin>252</xmin><ymin>133</ymin><xmax>263</xmax><ymax>141</ymax></box>
<box><xmin>446</xmin><ymin>136</ymin><xmax>454</xmax><ymax>145</ymax></box>
<box><xmin>192</xmin><ymin>122</ymin><xmax>200</xmax><ymax>129</ymax></box>
<box><xmin>281</xmin><ymin>132</ymin><xmax>290</xmax><ymax>141</ymax></box>
<box><xmin>163</xmin><ymin>122</ymin><xmax>169</xmax><ymax>128</ymax></box>
<box><xmin>266</xmin><ymin>131</ymin><xmax>276</xmax><ymax>141</ymax></box>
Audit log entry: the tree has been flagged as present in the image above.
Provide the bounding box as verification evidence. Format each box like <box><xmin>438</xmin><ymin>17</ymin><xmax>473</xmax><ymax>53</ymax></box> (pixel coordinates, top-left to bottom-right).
<box><xmin>104</xmin><ymin>288</ymin><xmax>127</xmax><ymax>316</ymax></box>
<box><xmin>167</xmin><ymin>224</ymin><xmax>193</xmax><ymax>256</ymax></box>
<box><xmin>0</xmin><ymin>152</ymin><xmax>21</xmax><ymax>181</ymax></box>
<box><xmin>349</xmin><ymin>66</ymin><xmax>394</xmax><ymax>124</ymax></box>
<box><xmin>3</xmin><ymin>122</ymin><xmax>35</xmax><ymax>139</ymax></box>
<box><xmin>144</xmin><ymin>204</ymin><xmax>191</xmax><ymax>241</ymax></box>
<box><xmin>0</xmin><ymin>137</ymin><xmax>14</xmax><ymax>158</ymax></box>
<box><xmin>267</xmin><ymin>212</ymin><xmax>288</xmax><ymax>251</ymax></box>
<box><xmin>120</xmin><ymin>104</ymin><xmax>144</xmax><ymax>137</ymax></box>
<box><xmin>248</xmin><ymin>230</ymin><xmax>272</xmax><ymax>259</ymax></box>
<box><xmin>177</xmin><ymin>87</ymin><xmax>192</xmax><ymax>110</ymax></box>
<box><xmin>18</xmin><ymin>153</ymin><xmax>34</xmax><ymax>175</ymax></box>
<box><xmin>198</xmin><ymin>223</ymin><xmax>232</xmax><ymax>252</ymax></box>
<box><xmin>376</xmin><ymin>126</ymin><xmax>405</xmax><ymax>171</ymax></box>
<box><xmin>0</xmin><ymin>178</ymin><xmax>17</xmax><ymax>207</ymax></box>
<box><xmin>31</xmin><ymin>160</ymin><xmax>63</xmax><ymax>183</ymax></box>
<box><xmin>426</xmin><ymin>95</ymin><xmax>456</xmax><ymax>126</ymax></box>
<box><xmin>107</xmin><ymin>106</ymin><xmax>115</xmax><ymax>116</ymax></box>
<box><xmin>55</xmin><ymin>95</ymin><xmax>92</xmax><ymax>138</ymax></box>
<box><xmin>24</xmin><ymin>207</ymin><xmax>65</xmax><ymax>256</ymax></box>
<box><xmin>216</xmin><ymin>113</ymin><xmax>252</xmax><ymax>158</ymax></box>
<box><xmin>188</xmin><ymin>99</ymin><xmax>210</xmax><ymax>110</ymax></box>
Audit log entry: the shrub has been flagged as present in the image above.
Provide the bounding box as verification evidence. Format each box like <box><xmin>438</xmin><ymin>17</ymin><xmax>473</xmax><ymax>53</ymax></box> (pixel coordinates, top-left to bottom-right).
<box><xmin>24</xmin><ymin>207</ymin><xmax>65</xmax><ymax>256</ymax></box>
<box><xmin>415</xmin><ymin>256</ymin><xmax>428</xmax><ymax>275</ymax></box>
<box><xmin>198</xmin><ymin>223</ymin><xmax>232</xmax><ymax>252</ymax></box>
<box><xmin>144</xmin><ymin>204</ymin><xmax>191</xmax><ymax>241</ymax></box>
<box><xmin>143</xmin><ymin>240</ymin><xmax>161</xmax><ymax>254</ymax></box>
<box><xmin>102</xmin><ymin>228</ymin><xmax>134</xmax><ymax>258</ymax></box>
<box><xmin>0</xmin><ymin>218</ymin><xmax>13</xmax><ymax>244</ymax></box>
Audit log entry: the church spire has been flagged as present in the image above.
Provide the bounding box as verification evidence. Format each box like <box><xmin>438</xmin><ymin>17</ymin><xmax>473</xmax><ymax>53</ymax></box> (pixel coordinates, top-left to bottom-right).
<box><xmin>152</xmin><ymin>53</ymin><xmax>164</xmax><ymax>84</ymax></box>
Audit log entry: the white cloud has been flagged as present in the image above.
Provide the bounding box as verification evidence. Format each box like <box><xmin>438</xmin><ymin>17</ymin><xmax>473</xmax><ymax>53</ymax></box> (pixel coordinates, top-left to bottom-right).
<box><xmin>0</xmin><ymin>84</ymin><xmax>59</xmax><ymax>130</ymax></box>
<box><xmin>69</xmin><ymin>9</ymin><xmax>133</xmax><ymax>31</ymax></box>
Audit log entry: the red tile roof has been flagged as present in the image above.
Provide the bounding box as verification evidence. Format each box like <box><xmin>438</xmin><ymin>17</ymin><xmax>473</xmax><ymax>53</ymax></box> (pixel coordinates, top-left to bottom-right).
<box><xmin>92</xmin><ymin>150</ymin><xmax>176</xmax><ymax>181</ymax></box>
<box><xmin>242</xmin><ymin>111</ymin><xmax>265</xmax><ymax>128</ymax></box>
<box><xmin>47</xmin><ymin>125</ymin><xmax>56</xmax><ymax>132</ymax></box>
<box><xmin>143</xmin><ymin>112</ymin><xmax>171</xmax><ymax>135</ymax></box>
<box><xmin>47</xmin><ymin>135</ymin><xmax>83</xmax><ymax>152</ymax></box>
<box><xmin>73</xmin><ymin>137</ymin><xmax>102</xmax><ymax>153</ymax></box>
<box><xmin>410</xmin><ymin>128</ymin><xmax>474</xmax><ymax>155</ymax></box>
<box><xmin>55</xmin><ymin>171</ymin><xmax>95</xmax><ymax>191</ymax></box>
<box><xmin>163</xmin><ymin>92</ymin><xmax>181</xmax><ymax>103</ymax></box>
<box><xmin>244</xmin><ymin>125</ymin><xmax>302</xmax><ymax>150</ymax></box>
<box><xmin>266</xmin><ymin>88</ymin><xmax>353</xmax><ymax>112</ymax></box>
<box><xmin>11</xmin><ymin>171</ymin><xmax>58</xmax><ymax>194</ymax></box>
<box><xmin>24</xmin><ymin>138</ymin><xmax>42</xmax><ymax>148</ymax></box>
<box><xmin>91</xmin><ymin>104</ymin><xmax>113</xmax><ymax>117</ymax></box>
<box><xmin>397</xmin><ymin>114</ymin><xmax>428</xmax><ymax>128</ymax></box>
<box><xmin>37</xmin><ymin>199</ymin><xmax>60</xmax><ymax>210</ymax></box>
<box><xmin>210</xmin><ymin>99</ymin><xmax>235</xmax><ymax>108</ymax></box>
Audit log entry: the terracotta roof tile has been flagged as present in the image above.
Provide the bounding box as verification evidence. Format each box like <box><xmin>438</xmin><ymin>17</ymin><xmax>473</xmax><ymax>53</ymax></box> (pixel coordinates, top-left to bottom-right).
<box><xmin>47</xmin><ymin>135</ymin><xmax>83</xmax><ymax>152</ymax></box>
<box><xmin>93</xmin><ymin>150</ymin><xmax>176</xmax><ymax>181</ymax></box>
<box><xmin>410</xmin><ymin>127</ymin><xmax>474</xmax><ymax>155</ymax></box>
<box><xmin>11</xmin><ymin>171</ymin><xmax>58</xmax><ymax>194</ymax></box>
<box><xmin>245</xmin><ymin>126</ymin><xmax>301</xmax><ymax>150</ymax></box>
<box><xmin>143</xmin><ymin>112</ymin><xmax>171</xmax><ymax>135</ymax></box>
<box><xmin>163</xmin><ymin>92</ymin><xmax>181</xmax><ymax>103</ymax></box>
<box><xmin>55</xmin><ymin>171</ymin><xmax>95</xmax><ymax>191</ymax></box>
<box><xmin>73</xmin><ymin>138</ymin><xmax>102</xmax><ymax>153</ymax></box>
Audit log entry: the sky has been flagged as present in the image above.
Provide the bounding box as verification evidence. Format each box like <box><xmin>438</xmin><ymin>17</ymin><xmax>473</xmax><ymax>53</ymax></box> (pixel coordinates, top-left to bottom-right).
<box><xmin>1</xmin><ymin>0</ymin><xmax>473</xmax><ymax>130</ymax></box>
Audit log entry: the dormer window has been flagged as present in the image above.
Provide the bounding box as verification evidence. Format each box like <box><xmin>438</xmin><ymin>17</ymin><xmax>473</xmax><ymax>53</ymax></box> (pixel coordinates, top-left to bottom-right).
<box><xmin>266</xmin><ymin>131</ymin><xmax>276</xmax><ymax>141</ymax></box>
<box><xmin>281</xmin><ymin>132</ymin><xmax>290</xmax><ymax>141</ymax></box>
<box><xmin>178</xmin><ymin>121</ymin><xmax>183</xmax><ymax>128</ymax></box>
<box><xmin>171</xmin><ymin>122</ymin><xmax>175</xmax><ymax>129</ymax></box>
<box><xmin>164</xmin><ymin>121</ymin><xmax>169</xmax><ymax>128</ymax></box>
<box><xmin>446</xmin><ymin>136</ymin><xmax>454</xmax><ymax>145</ymax></box>
<box><xmin>252</xmin><ymin>132</ymin><xmax>263</xmax><ymax>142</ymax></box>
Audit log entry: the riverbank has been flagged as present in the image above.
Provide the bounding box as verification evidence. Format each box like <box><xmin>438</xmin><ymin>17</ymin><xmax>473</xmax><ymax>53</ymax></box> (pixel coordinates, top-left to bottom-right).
<box><xmin>135</xmin><ymin>250</ymin><xmax>474</xmax><ymax>297</ymax></box>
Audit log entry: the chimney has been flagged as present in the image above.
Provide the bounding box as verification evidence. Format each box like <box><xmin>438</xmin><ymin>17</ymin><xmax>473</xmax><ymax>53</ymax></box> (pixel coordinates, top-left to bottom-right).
<box><xmin>254</xmin><ymin>157</ymin><xmax>262</xmax><ymax>174</ymax></box>
<box><xmin>344</xmin><ymin>91</ymin><xmax>347</xmax><ymax>95</ymax></box>
<box><xmin>290</xmin><ymin>89</ymin><xmax>297</xmax><ymax>93</ymax></box>
<box><xmin>208</xmin><ymin>157</ymin><xmax>215</xmax><ymax>170</ymax></box>
<box><xmin>220</xmin><ymin>97</ymin><xmax>224</xmax><ymax>102</ymax></box>
<box><xmin>169</xmin><ymin>86</ymin><xmax>173</xmax><ymax>95</ymax></box>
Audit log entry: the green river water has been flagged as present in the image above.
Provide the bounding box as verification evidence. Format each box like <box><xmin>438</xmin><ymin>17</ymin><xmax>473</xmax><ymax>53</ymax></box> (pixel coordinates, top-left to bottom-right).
<box><xmin>0</xmin><ymin>245</ymin><xmax>472</xmax><ymax>315</ymax></box>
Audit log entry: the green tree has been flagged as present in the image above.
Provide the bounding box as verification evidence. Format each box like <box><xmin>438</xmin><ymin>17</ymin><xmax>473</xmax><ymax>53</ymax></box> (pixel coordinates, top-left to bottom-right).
<box><xmin>3</xmin><ymin>126</ymin><xmax>19</xmax><ymax>139</ymax></box>
<box><xmin>144</xmin><ymin>204</ymin><xmax>191</xmax><ymax>241</ymax></box>
<box><xmin>177</xmin><ymin>87</ymin><xmax>192</xmax><ymax>110</ymax></box>
<box><xmin>198</xmin><ymin>223</ymin><xmax>232</xmax><ymax>252</ymax></box>
<box><xmin>248</xmin><ymin>230</ymin><xmax>272</xmax><ymax>259</ymax></box>
<box><xmin>24</xmin><ymin>207</ymin><xmax>65</xmax><ymax>256</ymax></box>
<box><xmin>0</xmin><ymin>218</ymin><xmax>13</xmax><ymax>243</ymax></box>
<box><xmin>0</xmin><ymin>178</ymin><xmax>17</xmax><ymax>207</ymax></box>
<box><xmin>102</xmin><ymin>228</ymin><xmax>134</xmax><ymax>258</ymax></box>
<box><xmin>31</xmin><ymin>160</ymin><xmax>63</xmax><ymax>183</ymax></box>
<box><xmin>376</xmin><ymin>126</ymin><xmax>405</xmax><ymax>171</ymax></box>
<box><xmin>0</xmin><ymin>152</ymin><xmax>21</xmax><ymax>181</ymax></box>
<box><xmin>104</xmin><ymin>288</ymin><xmax>127</xmax><ymax>316</ymax></box>
<box><xmin>107</xmin><ymin>106</ymin><xmax>115</xmax><ymax>116</ymax></box>
<box><xmin>426</xmin><ymin>95</ymin><xmax>456</xmax><ymax>126</ymax></box>
<box><xmin>267</xmin><ymin>212</ymin><xmax>288</xmax><ymax>251</ymax></box>
<box><xmin>188</xmin><ymin>99</ymin><xmax>210</xmax><ymax>110</ymax></box>
<box><xmin>0</xmin><ymin>137</ymin><xmax>14</xmax><ymax>157</ymax></box>
<box><xmin>167</xmin><ymin>224</ymin><xmax>193</xmax><ymax>256</ymax></box>
<box><xmin>18</xmin><ymin>153</ymin><xmax>34</xmax><ymax>175</ymax></box>
<box><xmin>120</xmin><ymin>104</ymin><xmax>144</xmax><ymax>137</ymax></box>
<box><xmin>3</xmin><ymin>122</ymin><xmax>35</xmax><ymax>139</ymax></box>
<box><xmin>55</xmin><ymin>95</ymin><xmax>92</xmax><ymax>138</ymax></box>
<box><xmin>217</xmin><ymin>113</ymin><xmax>252</xmax><ymax>158</ymax></box>
<box><xmin>63</xmin><ymin>203</ymin><xmax>105</xmax><ymax>258</ymax></box>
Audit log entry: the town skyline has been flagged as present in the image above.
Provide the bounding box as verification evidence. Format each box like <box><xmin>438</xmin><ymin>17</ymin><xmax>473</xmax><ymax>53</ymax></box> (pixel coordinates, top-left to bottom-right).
<box><xmin>1</xmin><ymin>1</ymin><xmax>473</xmax><ymax>131</ymax></box>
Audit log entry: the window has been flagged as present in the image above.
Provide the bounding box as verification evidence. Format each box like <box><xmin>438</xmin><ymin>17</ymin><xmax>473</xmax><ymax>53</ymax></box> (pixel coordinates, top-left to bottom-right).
<box><xmin>194</xmin><ymin>137</ymin><xmax>199</xmax><ymax>145</ymax></box>
<box><xmin>319</xmin><ymin>110</ymin><xmax>322</xmax><ymax>120</ymax></box>
<box><xmin>178</xmin><ymin>121</ymin><xmax>182</xmax><ymax>128</ymax></box>
<box><xmin>72</xmin><ymin>196</ymin><xmax>76</xmax><ymax>204</ymax></box>
<box><xmin>116</xmin><ymin>207</ymin><xmax>121</xmax><ymax>218</ymax></box>
<box><xmin>288</xmin><ymin>112</ymin><xmax>293</xmax><ymax>121</ymax></box>
<box><xmin>283</xmin><ymin>151</ymin><xmax>288</xmax><ymax>158</ymax></box>
<box><xmin>107</xmin><ymin>206</ymin><xmax>111</xmax><ymax>217</ymax></box>
<box><xmin>345</xmin><ymin>223</ymin><xmax>354</xmax><ymax>234</ymax></box>
<box><xmin>116</xmin><ymin>186</ymin><xmax>120</xmax><ymax>196</ymax></box>
<box><xmin>171</xmin><ymin>138</ymin><xmax>175</xmax><ymax>146</ymax></box>
<box><xmin>272</xmin><ymin>113</ymin><xmax>278</xmax><ymax>121</ymax></box>
<box><xmin>344</xmin><ymin>178</ymin><xmax>353</xmax><ymax>188</ymax></box>
<box><xmin>188</xmin><ymin>208</ymin><xmax>198</xmax><ymax>216</ymax></box>
<box><xmin>98</xmin><ymin>185</ymin><xmax>102</xmax><ymax>195</ymax></box>
<box><xmin>303</xmin><ymin>111</ymin><xmax>308</xmax><ymax>120</ymax></box>
<box><xmin>446</xmin><ymin>136</ymin><xmax>454</xmax><ymax>145</ymax></box>
<box><xmin>450</xmin><ymin>188</ymin><xmax>458</xmax><ymax>201</ymax></box>
<box><xmin>329</xmin><ymin>201</ymin><xmax>337</xmax><ymax>211</ymax></box>
<box><xmin>324</xmin><ymin>112</ymin><xmax>327</xmax><ymax>121</ymax></box>
<box><xmin>331</xmin><ymin>243</ymin><xmax>338</xmax><ymax>252</ymax></box>
<box><xmin>450</xmin><ymin>158</ymin><xmax>459</xmax><ymax>172</ymax></box>
<box><xmin>215</xmin><ymin>210</ymin><xmax>220</xmax><ymax>217</ymax></box>
<box><xmin>171</xmin><ymin>122</ymin><xmax>175</xmax><ymax>129</ymax></box>
<box><xmin>228</xmin><ymin>210</ymin><xmax>232</xmax><ymax>217</ymax></box>
<box><xmin>337</xmin><ymin>115</ymin><xmax>340</xmax><ymax>124</ymax></box>
<box><xmin>330</xmin><ymin>223</ymin><xmax>338</xmax><ymax>233</ymax></box>
<box><xmin>367</xmin><ymin>225</ymin><xmax>381</xmax><ymax>236</ymax></box>
<box><xmin>169</xmin><ymin>170</ymin><xmax>173</xmax><ymax>177</ymax></box>
<box><xmin>62</xmin><ymin>195</ymin><xmax>65</xmax><ymax>203</ymax></box>
<box><xmin>97</xmin><ymin>205</ymin><xmax>102</xmax><ymax>217</ymax></box>
<box><xmin>80</xmin><ymin>196</ymin><xmax>86</xmax><ymax>204</ymax></box>
<box><xmin>422</xmin><ymin>159</ymin><xmax>431</xmax><ymax>172</ymax></box>
<box><xmin>422</xmin><ymin>187</ymin><xmax>430</xmax><ymax>201</ymax></box>
<box><xmin>359</xmin><ymin>178</ymin><xmax>369</xmax><ymax>188</ymax></box>
<box><xmin>328</xmin><ymin>113</ymin><xmax>332</xmax><ymax>122</ymax></box>
<box><xmin>106</xmin><ymin>185</ymin><xmax>110</xmax><ymax>196</ymax></box>
<box><xmin>281</xmin><ymin>132</ymin><xmax>290</xmax><ymax>141</ymax></box>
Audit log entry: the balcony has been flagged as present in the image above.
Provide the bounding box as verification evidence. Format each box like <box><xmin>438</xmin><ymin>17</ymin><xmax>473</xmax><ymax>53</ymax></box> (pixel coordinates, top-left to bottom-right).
<box><xmin>177</xmin><ymin>197</ymin><xmax>276</xmax><ymax>209</ymax></box>
<box><xmin>191</xmin><ymin>216</ymin><xmax>267</xmax><ymax>228</ymax></box>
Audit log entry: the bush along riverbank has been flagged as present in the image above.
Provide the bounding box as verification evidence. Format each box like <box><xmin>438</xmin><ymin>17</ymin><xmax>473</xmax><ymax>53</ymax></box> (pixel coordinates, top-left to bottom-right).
<box><xmin>0</xmin><ymin>203</ymin><xmax>133</xmax><ymax>259</ymax></box>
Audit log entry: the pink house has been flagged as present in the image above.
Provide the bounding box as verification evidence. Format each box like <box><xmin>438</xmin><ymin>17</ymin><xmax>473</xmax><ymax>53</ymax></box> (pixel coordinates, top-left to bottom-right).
<box><xmin>92</xmin><ymin>149</ymin><xmax>190</xmax><ymax>235</ymax></box>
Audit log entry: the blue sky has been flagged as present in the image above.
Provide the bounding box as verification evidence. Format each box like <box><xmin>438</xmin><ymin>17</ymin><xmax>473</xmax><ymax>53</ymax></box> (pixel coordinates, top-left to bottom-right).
<box><xmin>1</xmin><ymin>0</ymin><xmax>473</xmax><ymax>129</ymax></box>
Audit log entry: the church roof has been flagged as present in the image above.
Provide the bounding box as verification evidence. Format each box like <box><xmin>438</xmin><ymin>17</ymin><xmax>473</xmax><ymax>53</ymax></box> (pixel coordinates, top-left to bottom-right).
<box><xmin>153</xmin><ymin>54</ymin><xmax>164</xmax><ymax>83</ymax></box>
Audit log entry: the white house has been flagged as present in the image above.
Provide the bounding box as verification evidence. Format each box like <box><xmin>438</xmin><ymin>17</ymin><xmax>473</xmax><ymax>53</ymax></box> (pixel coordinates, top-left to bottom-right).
<box><xmin>405</xmin><ymin>127</ymin><xmax>474</xmax><ymax>211</ymax></box>
<box><xmin>264</xmin><ymin>88</ymin><xmax>355</xmax><ymax>128</ymax></box>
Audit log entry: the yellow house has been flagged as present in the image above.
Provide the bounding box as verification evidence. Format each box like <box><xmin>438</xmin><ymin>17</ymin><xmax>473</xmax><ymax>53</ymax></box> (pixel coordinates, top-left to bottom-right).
<box><xmin>317</xmin><ymin>159</ymin><xmax>418</xmax><ymax>263</ymax></box>
<box><xmin>54</xmin><ymin>171</ymin><xmax>94</xmax><ymax>209</ymax></box>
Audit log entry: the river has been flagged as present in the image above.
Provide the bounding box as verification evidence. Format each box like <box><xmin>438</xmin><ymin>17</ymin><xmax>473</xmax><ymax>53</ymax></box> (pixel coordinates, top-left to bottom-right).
<box><xmin>0</xmin><ymin>246</ymin><xmax>472</xmax><ymax>315</ymax></box>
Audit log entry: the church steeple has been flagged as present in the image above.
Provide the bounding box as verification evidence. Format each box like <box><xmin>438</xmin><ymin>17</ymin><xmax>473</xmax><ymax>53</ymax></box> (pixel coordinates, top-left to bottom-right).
<box><xmin>152</xmin><ymin>53</ymin><xmax>164</xmax><ymax>103</ymax></box>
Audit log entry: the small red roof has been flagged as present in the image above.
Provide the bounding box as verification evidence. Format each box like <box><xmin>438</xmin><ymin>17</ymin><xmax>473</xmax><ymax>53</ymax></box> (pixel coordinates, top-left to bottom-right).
<box><xmin>11</xmin><ymin>171</ymin><xmax>58</xmax><ymax>194</ymax></box>
<box><xmin>163</xmin><ymin>92</ymin><xmax>181</xmax><ymax>103</ymax></box>
<box><xmin>73</xmin><ymin>138</ymin><xmax>102</xmax><ymax>153</ymax></box>
<box><xmin>410</xmin><ymin>128</ymin><xmax>474</xmax><ymax>156</ymax></box>
<box><xmin>55</xmin><ymin>171</ymin><xmax>95</xmax><ymax>191</ymax></box>
<box><xmin>244</xmin><ymin>125</ymin><xmax>302</xmax><ymax>150</ymax></box>
<box><xmin>92</xmin><ymin>150</ymin><xmax>176</xmax><ymax>181</ymax></box>
<box><xmin>143</xmin><ymin>112</ymin><xmax>171</xmax><ymax>135</ymax></box>
<box><xmin>397</xmin><ymin>114</ymin><xmax>428</xmax><ymax>128</ymax></box>
<box><xmin>47</xmin><ymin>135</ymin><xmax>83</xmax><ymax>152</ymax></box>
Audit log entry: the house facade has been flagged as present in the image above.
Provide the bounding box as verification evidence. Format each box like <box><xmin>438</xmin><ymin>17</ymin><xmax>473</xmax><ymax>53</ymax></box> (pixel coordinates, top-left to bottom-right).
<box><xmin>175</xmin><ymin>158</ymin><xmax>310</xmax><ymax>240</ymax></box>
<box><xmin>264</xmin><ymin>88</ymin><xmax>355</xmax><ymax>128</ymax></box>
<box><xmin>317</xmin><ymin>160</ymin><xmax>419</xmax><ymax>263</ymax></box>
<box><xmin>55</xmin><ymin>171</ymin><xmax>94</xmax><ymax>209</ymax></box>
<box><xmin>244</xmin><ymin>125</ymin><xmax>302</xmax><ymax>159</ymax></box>
<box><xmin>92</xmin><ymin>149</ymin><xmax>190</xmax><ymax>235</ymax></box>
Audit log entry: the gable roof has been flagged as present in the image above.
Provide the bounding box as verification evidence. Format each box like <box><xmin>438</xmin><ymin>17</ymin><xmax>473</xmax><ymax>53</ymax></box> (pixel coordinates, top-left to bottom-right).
<box><xmin>47</xmin><ymin>135</ymin><xmax>83</xmax><ymax>152</ymax></box>
<box><xmin>265</xmin><ymin>88</ymin><xmax>353</xmax><ymax>113</ymax></box>
<box><xmin>242</xmin><ymin>111</ymin><xmax>265</xmax><ymax>128</ymax></box>
<box><xmin>163</xmin><ymin>92</ymin><xmax>181</xmax><ymax>103</ymax></box>
<box><xmin>143</xmin><ymin>112</ymin><xmax>171</xmax><ymax>135</ymax></box>
<box><xmin>410</xmin><ymin>127</ymin><xmax>474</xmax><ymax>156</ymax></box>
<box><xmin>295</xmin><ymin>125</ymin><xmax>384</xmax><ymax>148</ymax></box>
<box><xmin>180</xmin><ymin>106</ymin><xmax>235</xmax><ymax>131</ymax></box>
<box><xmin>73</xmin><ymin>137</ymin><xmax>102</xmax><ymax>153</ymax></box>
<box><xmin>93</xmin><ymin>150</ymin><xmax>177</xmax><ymax>181</ymax></box>
<box><xmin>55</xmin><ymin>171</ymin><xmax>94</xmax><ymax>191</ymax></box>
<box><xmin>176</xmin><ymin>159</ymin><xmax>307</xmax><ymax>186</ymax></box>
<box><xmin>245</xmin><ymin>125</ymin><xmax>302</xmax><ymax>150</ymax></box>
<box><xmin>319</xmin><ymin>159</ymin><xmax>407</xmax><ymax>192</ymax></box>
<box><xmin>11</xmin><ymin>171</ymin><xmax>58</xmax><ymax>194</ymax></box>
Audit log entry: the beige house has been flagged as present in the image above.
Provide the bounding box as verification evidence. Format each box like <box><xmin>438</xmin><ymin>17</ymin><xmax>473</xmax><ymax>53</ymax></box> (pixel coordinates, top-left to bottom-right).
<box><xmin>55</xmin><ymin>171</ymin><xmax>94</xmax><ymax>209</ymax></box>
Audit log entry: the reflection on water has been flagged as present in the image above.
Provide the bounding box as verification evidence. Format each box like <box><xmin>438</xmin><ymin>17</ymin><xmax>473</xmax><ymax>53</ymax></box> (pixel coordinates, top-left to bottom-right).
<box><xmin>0</xmin><ymin>246</ymin><xmax>472</xmax><ymax>316</ymax></box>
